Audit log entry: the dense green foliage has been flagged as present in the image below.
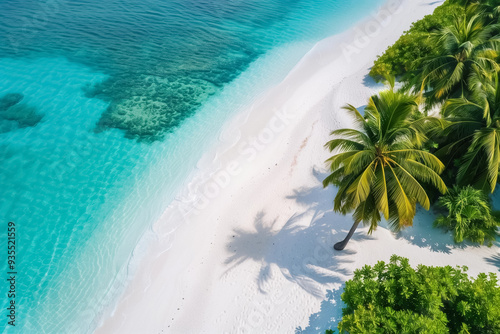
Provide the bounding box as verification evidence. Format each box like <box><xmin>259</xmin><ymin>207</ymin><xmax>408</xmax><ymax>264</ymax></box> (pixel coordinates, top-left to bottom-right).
<box><xmin>334</xmin><ymin>255</ymin><xmax>500</xmax><ymax>334</ymax></box>
<box><xmin>370</xmin><ymin>0</ymin><xmax>500</xmax><ymax>85</ymax></box>
<box><xmin>434</xmin><ymin>186</ymin><xmax>500</xmax><ymax>245</ymax></box>
<box><xmin>323</xmin><ymin>89</ymin><xmax>447</xmax><ymax>233</ymax></box>
<box><xmin>369</xmin><ymin>1</ymin><xmax>464</xmax><ymax>81</ymax></box>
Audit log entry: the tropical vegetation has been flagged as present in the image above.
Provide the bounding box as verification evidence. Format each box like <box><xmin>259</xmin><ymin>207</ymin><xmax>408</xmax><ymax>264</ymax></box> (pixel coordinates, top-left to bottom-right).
<box><xmin>434</xmin><ymin>186</ymin><xmax>500</xmax><ymax>245</ymax></box>
<box><xmin>320</xmin><ymin>1</ymin><xmax>500</xmax><ymax>333</ymax></box>
<box><xmin>369</xmin><ymin>1</ymin><xmax>464</xmax><ymax>81</ymax></box>
<box><xmin>324</xmin><ymin>0</ymin><xmax>500</xmax><ymax>249</ymax></box>
<box><xmin>439</xmin><ymin>73</ymin><xmax>500</xmax><ymax>192</ymax></box>
<box><xmin>329</xmin><ymin>255</ymin><xmax>500</xmax><ymax>334</ymax></box>
<box><xmin>411</xmin><ymin>12</ymin><xmax>500</xmax><ymax>108</ymax></box>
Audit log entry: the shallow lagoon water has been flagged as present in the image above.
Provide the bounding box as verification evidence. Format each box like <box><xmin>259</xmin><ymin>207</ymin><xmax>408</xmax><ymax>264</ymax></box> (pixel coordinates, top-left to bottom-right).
<box><xmin>0</xmin><ymin>0</ymin><xmax>383</xmax><ymax>332</ymax></box>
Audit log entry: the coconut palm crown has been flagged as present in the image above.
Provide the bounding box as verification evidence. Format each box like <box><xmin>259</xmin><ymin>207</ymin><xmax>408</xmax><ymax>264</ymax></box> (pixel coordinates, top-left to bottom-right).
<box><xmin>440</xmin><ymin>72</ymin><xmax>500</xmax><ymax>192</ymax></box>
<box><xmin>413</xmin><ymin>13</ymin><xmax>500</xmax><ymax>108</ymax></box>
<box><xmin>323</xmin><ymin>89</ymin><xmax>447</xmax><ymax>249</ymax></box>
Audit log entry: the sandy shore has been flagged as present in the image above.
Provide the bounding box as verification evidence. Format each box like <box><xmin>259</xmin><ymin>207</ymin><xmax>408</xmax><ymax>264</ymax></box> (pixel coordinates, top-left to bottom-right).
<box><xmin>95</xmin><ymin>0</ymin><xmax>500</xmax><ymax>332</ymax></box>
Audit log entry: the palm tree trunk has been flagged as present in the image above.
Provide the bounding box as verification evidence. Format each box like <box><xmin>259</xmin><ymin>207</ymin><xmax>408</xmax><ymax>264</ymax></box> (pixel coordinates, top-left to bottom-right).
<box><xmin>334</xmin><ymin>221</ymin><xmax>360</xmax><ymax>251</ymax></box>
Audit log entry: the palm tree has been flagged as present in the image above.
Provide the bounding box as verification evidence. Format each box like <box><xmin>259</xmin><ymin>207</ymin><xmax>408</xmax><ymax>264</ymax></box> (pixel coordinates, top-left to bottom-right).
<box><xmin>434</xmin><ymin>186</ymin><xmax>500</xmax><ymax>245</ymax></box>
<box><xmin>473</xmin><ymin>1</ymin><xmax>500</xmax><ymax>23</ymax></box>
<box><xmin>412</xmin><ymin>13</ymin><xmax>499</xmax><ymax>108</ymax></box>
<box><xmin>323</xmin><ymin>90</ymin><xmax>447</xmax><ymax>250</ymax></box>
<box><xmin>451</xmin><ymin>0</ymin><xmax>500</xmax><ymax>22</ymax></box>
<box><xmin>438</xmin><ymin>72</ymin><xmax>500</xmax><ymax>193</ymax></box>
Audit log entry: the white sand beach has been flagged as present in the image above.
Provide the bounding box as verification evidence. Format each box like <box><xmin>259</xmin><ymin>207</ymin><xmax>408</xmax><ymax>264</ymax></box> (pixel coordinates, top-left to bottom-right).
<box><xmin>96</xmin><ymin>0</ymin><xmax>500</xmax><ymax>332</ymax></box>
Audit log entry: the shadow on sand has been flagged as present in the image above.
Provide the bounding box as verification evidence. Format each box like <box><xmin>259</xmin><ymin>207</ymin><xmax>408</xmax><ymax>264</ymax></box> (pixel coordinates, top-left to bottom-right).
<box><xmin>295</xmin><ymin>287</ymin><xmax>345</xmax><ymax>334</ymax></box>
<box><xmin>424</xmin><ymin>1</ymin><xmax>445</xmax><ymax>6</ymax></box>
<box><xmin>362</xmin><ymin>73</ymin><xmax>385</xmax><ymax>90</ymax></box>
<box><xmin>224</xmin><ymin>168</ymin><xmax>373</xmax><ymax>298</ymax></box>
<box><xmin>485</xmin><ymin>253</ymin><xmax>500</xmax><ymax>272</ymax></box>
<box><xmin>392</xmin><ymin>208</ymin><xmax>459</xmax><ymax>254</ymax></box>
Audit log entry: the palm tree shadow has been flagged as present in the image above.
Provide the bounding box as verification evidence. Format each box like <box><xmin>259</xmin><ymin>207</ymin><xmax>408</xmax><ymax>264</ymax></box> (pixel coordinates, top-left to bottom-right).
<box><xmin>485</xmin><ymin>253</ymin><xmax>500</xmax><ymax>272</ymax></box>
<box><xmin>295</xmin><ymin>287</ymin><xmax>344</xmax><ymax>334</ymax></box>
<box><xmin>224</xmin><ymin>168</ymin><xmax>374</xmax><ymax>298</ymax></box>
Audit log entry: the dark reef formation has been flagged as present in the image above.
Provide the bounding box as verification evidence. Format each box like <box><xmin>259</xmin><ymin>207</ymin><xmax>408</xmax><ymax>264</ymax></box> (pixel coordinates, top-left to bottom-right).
<box><xmin>0</xmin><ymin>93</ymin><xmax>23</xmax><ymax>110</ymax></box>
<box><xmin>0</xmin><ymin>93</ymin><xmax>44</xmax><ymax>132</ymax></box>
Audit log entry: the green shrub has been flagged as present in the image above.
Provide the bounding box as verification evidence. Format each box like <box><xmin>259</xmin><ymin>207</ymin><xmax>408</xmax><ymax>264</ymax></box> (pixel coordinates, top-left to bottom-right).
<box><xmin>434</xmin><ymin>186</ymin><xmax>500</xmax><ymax>246</ymax></box>
<box><xmin>335</xmin><ymin>255</ymin><xmax>500</xmax><ymax>333</ymax></box>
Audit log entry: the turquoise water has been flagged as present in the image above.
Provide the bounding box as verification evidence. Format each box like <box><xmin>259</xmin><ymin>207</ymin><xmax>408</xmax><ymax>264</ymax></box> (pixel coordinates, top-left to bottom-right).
<box><xmin>0</xmin><ymin>0</ymin><xmax>384</xmax><ymax>332</ymax></box>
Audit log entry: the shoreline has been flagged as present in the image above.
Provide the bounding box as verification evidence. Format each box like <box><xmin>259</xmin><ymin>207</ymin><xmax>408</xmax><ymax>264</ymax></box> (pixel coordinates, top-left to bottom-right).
<box><xmin>95</xmin><ymin>0</ymin><xmax>500</xmax><ymax>332</ymax></box>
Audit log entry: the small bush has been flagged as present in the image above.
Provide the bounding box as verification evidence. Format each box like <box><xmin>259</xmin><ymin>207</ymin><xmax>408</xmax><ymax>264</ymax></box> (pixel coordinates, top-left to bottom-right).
<box><xmin>434</xmin><ymin>186</ymin><xmax>500</xmax><ymax>246</ymax></box>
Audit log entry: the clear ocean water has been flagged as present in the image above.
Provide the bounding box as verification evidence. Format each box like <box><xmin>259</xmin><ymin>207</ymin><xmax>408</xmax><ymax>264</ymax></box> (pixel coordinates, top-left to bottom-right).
<box><xmin>0</xmin><ymin>0</ymin><xmax>383</xmax><ymax>332</ymax></box>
